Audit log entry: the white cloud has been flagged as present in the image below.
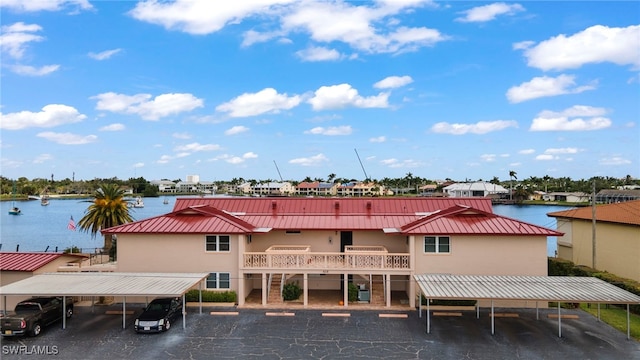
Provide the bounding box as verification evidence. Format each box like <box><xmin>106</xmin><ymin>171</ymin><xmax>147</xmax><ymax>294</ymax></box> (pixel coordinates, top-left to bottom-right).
<box><xmin>173</xmin><ymin>142</ymin><xmax>221</xmax><ymax>152</ymax></box>
<box><xmin>518</xmin><ymin>149</ymin><xmax>535</xmax><ymax>155</ymax></box>
<box><xmin>480</xmin><ymin>154</ymin><xmax>497</xmax><ymax>162</ymax></box>
<box><xmin>544</xmin><ymin>147</ymin><xmax>582</xmax><ymax>154</ymax></box>
<box><xmin>0</xmin><ymin>0</ymin><xmax>93</xmax><ymax>12</ymax></box>
<box><xmin>1</xmin><ymin>104</ymin><xmax>86</xmax><ymax>130</ymax></box>
<box><xmin>296</xmin><ymin>46</ymin><xmax>342</xmax><ymax>62</ymax></box>
<box><xmin>369</xmin><ymin>136</ymin><xmax>386</xmax><ymax>143</ymax></box>
<box><xmin>225</xmin><ymin>125</ymin><xmax>250</xmax><ymax>135</ymax></box>
<box><xmin>8</xmin><ymin>64</ymin><xmax>60</xmax><ymax>76</ymax></box>
<box><xmin>599</xmin><ymin>157</ymin><xmax>631</xmax><ymax>165</ymax></box>
<box><xmin>535</xmin><ymin>154</ymin><xmax>556</xmax><ymax>161</ymax></box>
<box><xmin>456</xmin><ymin>2</ymin><xmax>524</xmax><ymax>23</ymax></box>
<box><xmin>133</xmin><ymin>162</ymin><xmax>144</xmax><ymax>168</ymax></box>
<box><xmin>88</xmin><ymin>48</ymin><xmax>122</xmax><ymax>60</ymax></box>
<box><xmin>0</xmin><ymin>22</ymin><xmax>44</xmax><ymax>59</ymax></box>
<box><xmin>518</xmin><ymin>25</ymin><xmax>640</xmax><ymax>71</ymax></box>
<box><xmin>374</xmin><ymin>75</ymin><xmax>413</xmax><ymax>89</ymax></box>
<box><xmin>431</xmin><ymin>120</ymin><xmax>517</xmax><ymax>135</ymax></box>
<box><xmin>304</xmin><ymin>126</ymin><xmax>352</xmax><ymax>136</ymax></box>
<box><xmin>288</xmin><ymin>153</ymin><xmax>329</xmax><ymax>166</ymax></box>
<box><xmin>130</xmin><ymin>1</ymin><xmax>447</xmax><ymax>55</ymax></box>
<box><xmin>216</xmin><ymin>88</ymin><xmax>301</xmax><ymax>117</ymax></box>
<box><xmin>172</xmin><ymin>132</ymin><xmax>191</xmax><ymax>139</ymax></box>
<box><xmin>380</xmin><ymin>158</ymin><xmax>423</xmax><ymax>168</ymax></box>
<box><xmin>36</xmin><ymin>132</ymin><xmax>97</xmax><ymax>145</ymax></box>
<box><xmin>99</xmin><ymin>123</ymin><xmax>125</xmax><ymax>131</ymax></box>
<box><xmin>308</xmin><ymin>84</ymin><xmax>389</xmax><ymax>110</ymax></box>
<box><xmin>530</xmin><ymin>105</ymin><xmax>611</xmax><ymax>131</ymax></box>
<box><xmin>242</xmin><ymin>152</ymin><xmax>258</xmax><ymax>159</ymax></box>
<box><xmin>92</xmin><ymin>92</ymin><xmax>204</xmax><ymax>120</ymax></box>
<box><xmin>506</xmin><ymin>74</ymin><xmax>596</xmax><ymax>103</ymax></box>
<box><xmin>33</xmin><ymin>153</ymin><xmax>54</xmax><ymax>164</ymax></box>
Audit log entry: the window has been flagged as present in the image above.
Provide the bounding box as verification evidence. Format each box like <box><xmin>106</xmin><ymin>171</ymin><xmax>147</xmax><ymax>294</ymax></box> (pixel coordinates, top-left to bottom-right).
<box><xmin>206</xmin><ymin>235</ymin><xmax>230</xmax><ymax>252</ymax></box>
<box><xmin>424</xmin><ymin>236</ymin><xmax>450</xmax><ymax>254</ymax></box>
<box><xmin>206</xmin><ymin>272</ymin><xmax>230</xmax><ymax>289</ymax></box>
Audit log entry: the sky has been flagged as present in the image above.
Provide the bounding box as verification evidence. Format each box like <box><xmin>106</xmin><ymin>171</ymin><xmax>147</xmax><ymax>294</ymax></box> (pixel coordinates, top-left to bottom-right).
<box><xmin>1</xmin><ymin>1</ymin><xmax>638</xmax><ymax>183</ymax></box>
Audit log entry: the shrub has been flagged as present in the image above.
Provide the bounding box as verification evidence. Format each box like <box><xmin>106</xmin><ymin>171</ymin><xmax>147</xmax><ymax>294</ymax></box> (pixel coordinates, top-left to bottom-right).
<box><xmin>348</xmin><ymin>283</ymin><xmax>358</xmax><ymax>302</ymax></box>
<box><xmin>185</xmin><ymin>289</ymin><xmax>237</xmax><ymax>303</ymax></box>
<box><xmin>282</xmin><ymin>282</ymin><xmax>302</xmax><ymax>301</ymax></box>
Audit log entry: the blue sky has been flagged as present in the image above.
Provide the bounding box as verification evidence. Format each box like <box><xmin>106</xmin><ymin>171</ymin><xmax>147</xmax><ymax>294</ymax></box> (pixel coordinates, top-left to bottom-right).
<box><xmin>1</xmin><ymin>1</ymin><xmax>638</xmax><ymax>183</ymax></box>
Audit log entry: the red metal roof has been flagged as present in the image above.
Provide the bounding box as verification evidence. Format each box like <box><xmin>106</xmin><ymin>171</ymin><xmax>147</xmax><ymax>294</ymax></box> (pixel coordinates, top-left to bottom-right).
<box><xmin>0</xmin><ymin>252</ymin><xmax>85</xmax><ymax>272</ymax></box>
<box><xmin>103</xmin><ymin>197</ymin><xmax>559</xmax><ymax>236</ymax></box>
<box><xmin>548</xmin><ymin>200</ymin><xmax>640</xmax><ymax>226</ymax></box>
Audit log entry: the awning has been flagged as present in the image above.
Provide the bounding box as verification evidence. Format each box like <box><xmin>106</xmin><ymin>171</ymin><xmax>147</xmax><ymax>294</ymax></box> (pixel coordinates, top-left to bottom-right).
<box><xmin>0</xmin><ymin>272</ymin><xmax>210</xmax><ymax>330</ymax></box>
<box><xmin>414</xmin><ymin>274</ymin><xmax>640</xmax><ymax>339</ymax></box>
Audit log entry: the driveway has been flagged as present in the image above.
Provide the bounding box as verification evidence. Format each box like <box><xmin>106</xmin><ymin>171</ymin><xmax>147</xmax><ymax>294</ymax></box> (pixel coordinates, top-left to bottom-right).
<box><xmin>1</xmin><ymin>305</ymin><xmax>638</xmax><ymax>359</ymax></box>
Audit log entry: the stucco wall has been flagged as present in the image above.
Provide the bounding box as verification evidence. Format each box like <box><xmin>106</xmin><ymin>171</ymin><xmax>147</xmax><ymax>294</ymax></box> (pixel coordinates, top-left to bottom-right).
<box><xmin>569</xmin><ymin>221</ymin><xmax>640</xmax><ymax>282</ymax></box>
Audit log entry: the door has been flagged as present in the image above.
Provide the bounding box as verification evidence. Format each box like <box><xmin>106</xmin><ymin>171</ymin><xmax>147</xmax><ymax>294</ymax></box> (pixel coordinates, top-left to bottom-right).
<box><xmin>340</xmin><ymin>232</ymin><xmax>353</xmax><ymax>290</ymax></box>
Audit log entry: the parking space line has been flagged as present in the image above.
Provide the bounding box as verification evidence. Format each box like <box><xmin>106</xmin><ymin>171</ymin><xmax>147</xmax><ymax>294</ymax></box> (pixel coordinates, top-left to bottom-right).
<box><xmin>433</xmin><ymin>312</ymin><xmax>462</xmax><ymax>317</ymax></box>
<box><xmin>548</xmin><ymin>314</ymin><xmax>579</xmax><ymax>319</ymax></box>
<box><xmin>105</xmin><ymin>310</ymin><xmax>134</xmax><ymax>315</ymax></box>
<box><xmin>491</xmin><ymin>313</ymin><xmax>519</xmax><ymax>318</ymax></box>
<box><xmin>322</xmin><ymin>313</ymin><xmax>351</xmax><ymax>317</ymax></box>
<box><xmin>210</xmin><ymin>311</ymin><xmax>240</xmax><ymax>316</ymax></box>
<box><xmin>266</xmin><ymin>312</ymin><xmax>295</xmax><ymax>317</ymax></box>
<box><xmin>378</xmin><ymin>313</ymin><xmax>408</xmax><ymax>318</ymax></box>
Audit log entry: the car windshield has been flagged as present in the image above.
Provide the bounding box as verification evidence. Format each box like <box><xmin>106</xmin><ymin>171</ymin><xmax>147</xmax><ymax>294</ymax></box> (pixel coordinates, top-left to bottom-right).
<box><xmin>147</xmin><ymin>303</ymin><xmax>168</xmax><ymax>312</ymax></box>
<box><xmin>15</xmin><ymin>304</ymin><xmax>41</xmax><ymax>312</ymax></box>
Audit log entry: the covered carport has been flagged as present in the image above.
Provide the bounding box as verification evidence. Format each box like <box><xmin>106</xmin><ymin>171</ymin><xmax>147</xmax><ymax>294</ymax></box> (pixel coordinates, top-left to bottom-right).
<box><xmin>0</xmin><ymin>272</ymin><xmax>209</xmax><ymax>330</ymax></box>
<box><xmin>415</xmin><ymin>274</ymin><xmax>640</xmax><ymax>340</ymax></box>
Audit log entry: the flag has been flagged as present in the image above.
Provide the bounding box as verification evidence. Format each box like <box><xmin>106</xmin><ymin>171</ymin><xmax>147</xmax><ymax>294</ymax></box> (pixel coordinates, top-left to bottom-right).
<box><xmin>67</xmin><ymin>216</ymin><xmax>76</xmax><ymax>231</ymax></box>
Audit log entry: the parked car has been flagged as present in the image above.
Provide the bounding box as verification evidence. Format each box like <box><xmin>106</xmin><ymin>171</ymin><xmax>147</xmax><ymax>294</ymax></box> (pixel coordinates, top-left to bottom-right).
<box><xmin>134</xmin><ymin>297</ymin><xmax>182</xmax><ymax>333</ymax></box>
<box><xmin>1</xmin><ymin>297</ymin><xmax>74</xmax><ymax>337</ymax></box>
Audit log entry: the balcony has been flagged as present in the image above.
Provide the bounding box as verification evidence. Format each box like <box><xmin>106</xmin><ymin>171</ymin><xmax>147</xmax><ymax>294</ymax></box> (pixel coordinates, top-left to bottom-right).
<box><xmin>243</xmin><ymin>245</ymin><xmax>411</xmax><ymax>272</ymax></box>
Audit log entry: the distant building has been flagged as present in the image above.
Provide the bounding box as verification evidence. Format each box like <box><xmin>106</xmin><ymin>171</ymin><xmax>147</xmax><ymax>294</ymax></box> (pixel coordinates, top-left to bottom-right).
<box><xmin>595</xmin><ymin>189</ymin><xmax>640</xmax><ymax>203</ymax></box>
<box><xmin>443</xmin><ymin>182</ymin><xmax>508</xmax><ymax>197</ymax></box>
<box><xmin>548</xmin><ymin>200</ymin><xmax>640</xmax><ymax>282</ymax></box>
<box><xmin>150</xmin><ymin>180</ymin><xmax>177</xmax><ymax>193</ymax></box>
<box><xmin>542</xmin><ymin>192</ymin><xmax>590</xmax><ymax>203</ymax></box>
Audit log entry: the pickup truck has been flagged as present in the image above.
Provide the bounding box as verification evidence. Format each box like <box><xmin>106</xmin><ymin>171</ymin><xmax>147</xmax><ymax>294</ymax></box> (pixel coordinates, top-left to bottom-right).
<box><xmin>1</xmin><ymin>297</ymin><xmax>74</xmax><ymax>337</ymax></box>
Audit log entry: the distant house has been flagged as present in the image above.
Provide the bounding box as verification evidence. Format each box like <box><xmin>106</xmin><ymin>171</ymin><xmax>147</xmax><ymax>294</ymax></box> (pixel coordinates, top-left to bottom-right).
<box><xmin>296</xmin><ymin>182</ymin><xmax>338</xmax><ymax>196</ymax></box>
<box><xmin>548</xmin><ymin>200</ymin><xmax>640</xmax><ymax>282</ymax></box>
<box><xmin>0</xmin><ymin>252</ymin><xmax>88</xmax><ymax>309</ymax></box>
<box><xmin>443</xmin><ymin>182</ymin><xmax>508</xmax><ymax>197</ymax></box>
<box><xmin>252</xmin><ymin>182</ymin><xmax>295</xmax><ymax>196</ymax></box>
<box><xmin>542</xmin><ymin>192</ymin><xmax>590</xmax><ymax>203</ymax></box>
<box><xmin>595</xmin><ymin>189</ymin><xmax>640</xmax><ymax>203</ymax></box>
<box><xmin>150</xmin><ymin>180</ymin><xmax>177</xmax><ymax>193</ymax></box>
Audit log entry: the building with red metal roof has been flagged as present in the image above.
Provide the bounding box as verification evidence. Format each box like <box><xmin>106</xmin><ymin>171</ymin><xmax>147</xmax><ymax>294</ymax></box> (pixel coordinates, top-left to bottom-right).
<box><xmin>0</xmin><ymin>252</ymin><xmax>88</xmax><ymax>309</ymax></box>
<box><xmin>548</xmin><ymin>200</ymin><xmax>640</xmax><ymax>282</ymax></box>
<box><xmin>102</xmin><ymin>197</ymin><xmax>562</xmax><ymax>309</ymax></box>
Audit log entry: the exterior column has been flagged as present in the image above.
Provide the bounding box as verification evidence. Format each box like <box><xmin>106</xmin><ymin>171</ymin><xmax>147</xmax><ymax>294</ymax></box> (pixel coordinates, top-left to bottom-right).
<box><xmin>386</xmin><ymin>274</ymin><xmax>391</xmax><ymax>307</ymax></box>
<box><xmin>409</xmin><ymin>235</ymin><xmax>416</xmax><ymax>308</ymax></box>
<box><xmin>303</xmin><ymin>273</ymin><xmax>308</xmax><ymax>307</ymax></box>
<box><xmin>262</xmin><ymin>273</ymin><xmax>268</xmax><ymax>306</ymax></box>
<box><xmin>237</xmin><ymin>271</ymin><xmax>245</xmax><ymax>307</ymax></box>
<box><xmin>237</xmin><ymin>234</ymin><xmax>246</xmax><ymax>306</ymax></box>
<box><xmin>343</xmin><ymin>273</ymin><xmax>348</xmax><ymax>307</ymax></box>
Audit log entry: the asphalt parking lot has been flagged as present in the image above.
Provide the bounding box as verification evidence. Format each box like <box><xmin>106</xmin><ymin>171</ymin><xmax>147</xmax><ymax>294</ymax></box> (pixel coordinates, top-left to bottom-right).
<box><xmin>1</xmin><ymin>305</ymin><xmax>638</xmax><ymax>359</ymax></box>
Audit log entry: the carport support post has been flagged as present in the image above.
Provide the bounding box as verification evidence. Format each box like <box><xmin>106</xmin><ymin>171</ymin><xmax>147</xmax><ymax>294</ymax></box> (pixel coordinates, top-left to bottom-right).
<box><xmin>597</xmin><ymin>303</ymin><xmax>601</xmax><ymax>321</ymax></box>
<box><xmin>627</xmin><ymin>304</ymin><xmax>631</xmax><ymax>340</ymax></box>
<box><xmin>123</xmin><ymin>297</ymin><xmax>127</xmax><ymax>329</ymax></box>
<box><xmin>62</xmin><ymin>296</ymin><xmax>67</xmax><ymax>329</ymax></box>
<box><xmin>199</xmin><ymin>281</ymin><xmax>203</xmax><ymax>314</ymax></box>
<box><xmin>491</xmin><ymin>300</ymin><xmax>495</xmax><ymax>335</ymax></box>
<box><xmin>183</xmin><ymin>293</ymin><xmax>186</xmax><ymax>330</ymax></box>
<box><xmin>418</xmin><ymin>288</ymin><xmax>421</xmax><ymax>318</ymax></box>
<box><xmin>426</xmin><ymin>298</ymin><xmax>430</xmax><ymax>334</ymax></box>
<box><xmin>536</xmin><ymin>302</ymin><xmax>539</xmax><ymax>320</ymax></box>
<box><xmin>557</xmin><ymin>302</ymin><xmax>562</xmax><ymax>338</ymax></box>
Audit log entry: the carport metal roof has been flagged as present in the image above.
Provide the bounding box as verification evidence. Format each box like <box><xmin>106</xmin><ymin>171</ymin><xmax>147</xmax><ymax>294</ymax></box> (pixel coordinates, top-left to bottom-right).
<box><xmin>414</xmin><ymin>274</ymin><xmax>640</xmax><ymax>339</ymax></box>
<box><xmin>0</xmin><ymin>272</ymin><xmax>210</xmax><ymax>331</ymax></box>
<box><xmin>0</xmin><ymin>272</ymin><xmax>209</xmax><ymax>297</ymax></box>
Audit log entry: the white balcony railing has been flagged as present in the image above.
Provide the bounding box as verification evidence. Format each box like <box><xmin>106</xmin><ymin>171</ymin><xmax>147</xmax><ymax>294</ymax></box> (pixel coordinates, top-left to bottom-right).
<box><xmin>243</xmin><ymin>252</ymin><xmax>410</xmax><ymax>271</ymax></box>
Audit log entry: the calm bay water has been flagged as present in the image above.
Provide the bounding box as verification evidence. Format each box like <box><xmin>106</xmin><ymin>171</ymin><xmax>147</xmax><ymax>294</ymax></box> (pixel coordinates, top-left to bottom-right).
<box><xmin>1</xmin><ymin>199</ymin><xmax>574</xmax><ymax>256</ymax></box>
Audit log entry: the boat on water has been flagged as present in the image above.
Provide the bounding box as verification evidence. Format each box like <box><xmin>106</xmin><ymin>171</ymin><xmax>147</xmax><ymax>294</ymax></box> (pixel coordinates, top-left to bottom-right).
<box><xmin>163</xmin><ymin>197</ymin><xmax>169</xmax><ymax>205</ymax></box>
<box><xmin>41</xmin><ymin>195</ymin><xmax>50</xmax><ymax>206</ymax></box>
<box><xmin>133</xmin><ymin>196</ymin><xmax>145</xmax><ymax>208</ymax></box>
<box><xmin>9</xmin><ymin>182</ymin><xmax>21</xmax><ymax>215</ymax></box>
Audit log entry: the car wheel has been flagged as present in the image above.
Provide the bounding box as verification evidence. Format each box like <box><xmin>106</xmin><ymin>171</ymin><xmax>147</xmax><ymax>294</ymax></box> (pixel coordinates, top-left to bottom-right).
<box><xmin>164</xmin><ymin>319</ymin><xmax>170</xmax><ymax>331</ymax></box>
<box><xmin>66</xmin><ymin>307</ymin><xmax>74</xmax><ymax>318</ymax></box>
<box><xmin>30</xmin><ymin>323</ymin><xmax>42</xmax><ymax>337</ymax></box>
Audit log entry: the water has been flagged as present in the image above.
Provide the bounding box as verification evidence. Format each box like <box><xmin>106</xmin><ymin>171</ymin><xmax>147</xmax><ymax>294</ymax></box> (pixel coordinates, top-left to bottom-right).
<box><xmin>1</xmin><ymin>197</ymin><xmax>176</xmax><ymax>252</ymax></box>
<box><xmin>1</xmin><ymin>199</ymin><xmax>575</xmax><ymax>256</ymax></box>
<box><xmin>492</xmin><ymin>204</ymin><xmax>574</xmax><ymax>257</ymax></box>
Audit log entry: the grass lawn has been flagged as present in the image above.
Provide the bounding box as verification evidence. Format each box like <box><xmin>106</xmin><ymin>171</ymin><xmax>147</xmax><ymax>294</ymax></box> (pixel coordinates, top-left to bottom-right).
<box><xmin>579</xmin><ymin>303</ymin><xmax>640</xmax><ymax>341</ymax></box>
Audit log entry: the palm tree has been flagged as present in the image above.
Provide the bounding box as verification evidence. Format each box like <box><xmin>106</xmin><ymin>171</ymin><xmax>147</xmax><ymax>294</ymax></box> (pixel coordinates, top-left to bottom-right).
<box><xmin>78</xmin><ymin>184</ymin><xmax>133</xmax><ymax>251</ymax></box>
<box><xmin>509</xmin><ymin>170</ymin><xmax>517</xmax><ymax>200</ymax></box>
<box><xmin>327</xmin><ymin>173</ymin><xmax>336</xmax><ymax>183</ymax></box>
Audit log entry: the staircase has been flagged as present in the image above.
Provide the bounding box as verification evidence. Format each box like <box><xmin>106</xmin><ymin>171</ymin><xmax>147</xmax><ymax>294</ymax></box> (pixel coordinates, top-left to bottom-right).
<box><xmin>268</xmin><ymin>273</ymin><xmax>284</xmax><ymax>304</ymax></box>
<box><xmin>369</xmin><ymin>275</ymin><xmax>386</xmax><ymax>305</ymax></box>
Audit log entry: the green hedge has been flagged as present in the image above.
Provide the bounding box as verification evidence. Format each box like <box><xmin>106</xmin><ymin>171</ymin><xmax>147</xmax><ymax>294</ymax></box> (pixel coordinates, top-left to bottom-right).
<box><xmin>185</xmin><ymin>289</ymin><xmax>237</xmax><ymax>303</ymax></box>
<box><xmin>548</xmin><ymin>257</ymin><xmax>640</xmax><ymax>314</ymax></box>
<box><xmin>282</xmin><ymin>282</ymin><xmax>302</xmax><ymax>301</ymax></box>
